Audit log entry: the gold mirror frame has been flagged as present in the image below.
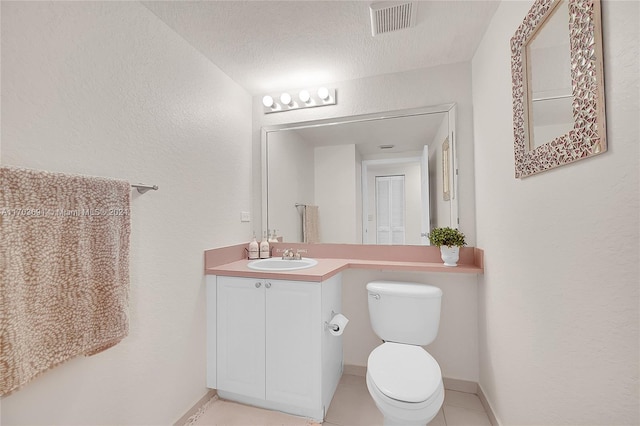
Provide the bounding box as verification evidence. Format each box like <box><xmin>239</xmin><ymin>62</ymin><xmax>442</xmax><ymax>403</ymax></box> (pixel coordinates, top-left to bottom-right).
<box><xmin>511</xmin><ymin>0</ymin><xmax>606</xmax><ymax>178</ymax></box>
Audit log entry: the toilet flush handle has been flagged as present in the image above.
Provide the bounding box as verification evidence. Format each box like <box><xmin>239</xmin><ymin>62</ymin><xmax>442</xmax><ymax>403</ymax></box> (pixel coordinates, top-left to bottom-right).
<box><xmin>369</xmin><ymin>293</ymin><xmax>380</xmax><ymax>300</ymax></box>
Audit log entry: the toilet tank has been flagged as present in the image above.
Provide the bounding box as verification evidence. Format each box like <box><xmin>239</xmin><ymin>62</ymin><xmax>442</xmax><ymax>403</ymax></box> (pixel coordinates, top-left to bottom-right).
<box><xmin>367</xmin><ymin>281</ymin><xmax>442</xmax><ymax>346</ymax></box>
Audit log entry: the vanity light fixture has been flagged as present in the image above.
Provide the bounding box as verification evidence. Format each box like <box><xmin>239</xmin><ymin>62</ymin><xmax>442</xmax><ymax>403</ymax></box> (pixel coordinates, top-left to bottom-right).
<box><xmin>262</xmin><ymin>87</ymin><xmax>337</xmax><ymax>114</ymax></box>
<box><xmin>280</xmin><ymin>92</ymin><xmax>293</xmax><ymax>106</ymax></box>
<box><xmin>299</xmin><ymin>90</ymin><xmax>311</xmax><ymax>104</ymax></box>
<box><xmin>262</xmin><ymin>95</ymin><xmax>275</xmax><ymax>108</ymax></box>
<box><xmin>317</xmin><ymin>87</ymin><xmax>330</xmax><ymax>101</ymax></box>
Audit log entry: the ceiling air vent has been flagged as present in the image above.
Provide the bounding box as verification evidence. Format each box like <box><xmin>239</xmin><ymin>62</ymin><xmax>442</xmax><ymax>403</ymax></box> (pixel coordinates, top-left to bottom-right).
<box><xmin>369</xmin><ymin>1</ymin><xmax>417</xmax><ymax>36</ymax></box>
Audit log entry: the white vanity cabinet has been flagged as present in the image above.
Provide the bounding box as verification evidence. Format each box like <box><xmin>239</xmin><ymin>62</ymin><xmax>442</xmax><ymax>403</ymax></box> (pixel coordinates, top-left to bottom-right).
<box><xmin>208</xmin><ymin>273</ymin><xmax>343</xmax><ymax>422</ymax></box>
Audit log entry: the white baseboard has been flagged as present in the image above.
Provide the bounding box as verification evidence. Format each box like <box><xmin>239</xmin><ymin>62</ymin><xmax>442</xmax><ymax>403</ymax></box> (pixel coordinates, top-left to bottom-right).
<box><xmin>477</xmin><ymin>384</ymin><xmax>499</xmax><ymax>426</ymax></box>
<box><xmin>174</xmin><ymin>389</ymin><xmax>217</xmax><ymax>426</ymax></box>
<box><xmin>442</xmin><ymin>377</ymin><xmax>478</xmax><ymax>394</ymax></box>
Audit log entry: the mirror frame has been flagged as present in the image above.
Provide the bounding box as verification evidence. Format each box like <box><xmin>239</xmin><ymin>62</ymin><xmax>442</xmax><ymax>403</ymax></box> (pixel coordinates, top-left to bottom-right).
<box><xmin>510</xmin><ymin>0</ymin><xmax>606</xmax><ymax>178</ymax></box>
<box><xmin>261</xmin><ymin>103</ymin><xmax>459</xmax><ymax>244</ymax></box>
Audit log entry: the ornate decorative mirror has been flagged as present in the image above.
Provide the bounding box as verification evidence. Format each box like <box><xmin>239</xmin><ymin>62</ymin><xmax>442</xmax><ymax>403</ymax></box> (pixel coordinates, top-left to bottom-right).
<box><xmin>511</xmin><ymin>0</ymin><xmax>606</xmax><ymax>178</ymax></box>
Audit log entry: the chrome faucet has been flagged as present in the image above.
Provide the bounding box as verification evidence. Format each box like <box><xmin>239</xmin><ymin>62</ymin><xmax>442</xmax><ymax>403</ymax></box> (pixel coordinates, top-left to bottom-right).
<box><xmin>282</xmin><ymin>248</ymin><xmax>302</xmax><ymax>260</ymax></box>
<box><xmin>282</xmin><ymin>249</ymin><xmax>295</xmax><ymax>260</ymax></box>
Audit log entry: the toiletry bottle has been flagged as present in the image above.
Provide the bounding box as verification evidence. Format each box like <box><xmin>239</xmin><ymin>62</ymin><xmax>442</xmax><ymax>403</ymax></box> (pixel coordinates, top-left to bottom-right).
<box><xmin>260</xmin><ymin>231</ymin><xmax>270</xmax><ymax>258</ymax></box>
<box><xmin>248</xmin><ymin>234</ymin><xmax>259</xmax><ymax>259</ymax></box>
<box><xmin>268</xmin><ymin>229</ymin><xmax>278</xmax><ymax>243</ymax></box>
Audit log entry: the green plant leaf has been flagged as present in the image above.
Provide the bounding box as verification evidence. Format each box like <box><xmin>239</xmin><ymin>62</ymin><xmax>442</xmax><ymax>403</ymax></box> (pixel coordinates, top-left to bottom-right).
<box><xmin>427</xmin><ymin>227</ymin><xmax>466</xmax><ymax>247</ymax></box>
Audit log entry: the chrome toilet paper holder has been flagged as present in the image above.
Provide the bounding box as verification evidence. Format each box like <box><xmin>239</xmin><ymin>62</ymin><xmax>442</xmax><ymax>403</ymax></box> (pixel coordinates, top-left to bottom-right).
<box><xmin>325</xmin><ymin>310</ymin><xmax>340</xmax><ymax>332</ymax></box>
<box><xmin>326</xmin><ymin>322</ymin><xmax>340</xmax><ymax>332</ymax></box>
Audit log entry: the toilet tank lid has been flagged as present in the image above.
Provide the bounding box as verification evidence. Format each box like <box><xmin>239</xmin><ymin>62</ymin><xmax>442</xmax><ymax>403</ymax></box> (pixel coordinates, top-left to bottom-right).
<box><xmin>366</xmin><ymin>281</ymin><xmax>442</xmax><ymax>298</ymax></box>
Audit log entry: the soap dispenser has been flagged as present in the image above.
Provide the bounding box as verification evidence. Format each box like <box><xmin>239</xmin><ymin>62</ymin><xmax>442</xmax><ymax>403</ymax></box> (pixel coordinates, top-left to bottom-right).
<box><xmin>248</xmin><ymin>234</ymin><xmax>259</xmax><ymax>259</ymax></box>
<box><xmin>260</xmin><ymin>231</ymin><xmax>270</xmax><ymax>258</ymax></box>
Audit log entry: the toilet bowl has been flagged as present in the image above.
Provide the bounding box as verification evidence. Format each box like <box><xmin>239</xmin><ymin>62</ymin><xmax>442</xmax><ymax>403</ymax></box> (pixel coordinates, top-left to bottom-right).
<box><xmin>366</xmin><ymin>342</ymin><xmax>444</xmax><ymax>426</ymax></box>
<box><xmin>365</xmin><ymin>281</ymin><xmax>445</xmax><ymax>426</ymax></box>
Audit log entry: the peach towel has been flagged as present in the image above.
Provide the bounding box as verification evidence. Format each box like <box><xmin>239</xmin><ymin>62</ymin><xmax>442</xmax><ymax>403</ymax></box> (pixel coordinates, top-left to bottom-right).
<box><xmin>0</xmin><ymin>165</ymin><xmax>130</xmax><ymax>396</ymax></box>
<box><xmin>303</xmin><ymin>205</ymin><xmax>319</xmax><ymax>243</ymax></box>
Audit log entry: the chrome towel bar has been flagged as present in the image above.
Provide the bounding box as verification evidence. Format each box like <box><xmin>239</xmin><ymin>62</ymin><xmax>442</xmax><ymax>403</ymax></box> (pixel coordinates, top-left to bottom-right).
<box><xmin>131</xmin><ymin>183</ymin><xmax>158</xmax><ymax>194</ymax></box>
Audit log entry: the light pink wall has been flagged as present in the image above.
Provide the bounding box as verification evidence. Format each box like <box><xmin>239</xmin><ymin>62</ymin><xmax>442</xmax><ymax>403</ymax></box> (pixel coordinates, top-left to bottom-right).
<box><xmin>0</xmin><ymin>2</ymin><xmax>252</xmax><ymax>424</ymax></box>
<box><xmin>266</xmin><ymin>130</ymin><xmax>315</xmax><ymax>242</ymax></box>
<box><xmin>472</xmin><ymin>1</ymin><xmax>639</xmax><ymax>424</ymax></box>
<box><xmin>314</xmin><ymin>144</ymin><xmax>358</xmax><ymax>243</ymax></box>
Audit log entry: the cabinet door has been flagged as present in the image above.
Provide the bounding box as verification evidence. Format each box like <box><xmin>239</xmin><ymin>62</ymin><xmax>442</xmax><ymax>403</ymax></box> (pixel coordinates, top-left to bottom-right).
<box><xmin>265</xmin><ymin>279</ymin><xmax>321</xmax><ymax>409</ymax></box>
<box><xmin>217</xmin><ymin>276</ymin><xmax>265</xmax><ymax>399</ymax></box>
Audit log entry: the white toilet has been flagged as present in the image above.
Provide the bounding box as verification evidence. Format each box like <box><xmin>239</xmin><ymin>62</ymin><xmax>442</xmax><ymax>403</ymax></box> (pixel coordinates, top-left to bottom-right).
<box><xmin>366</xmin><ymin>281</ymin><xmax>444</xmax><ymax>426</ymax></box>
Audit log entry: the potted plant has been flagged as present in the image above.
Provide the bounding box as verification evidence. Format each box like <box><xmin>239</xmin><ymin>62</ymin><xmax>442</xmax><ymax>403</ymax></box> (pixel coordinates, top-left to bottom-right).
<box><xmin>428</xmin><ymin>227</ymin><xmax>466</xmax><ymax>267</ymax></box>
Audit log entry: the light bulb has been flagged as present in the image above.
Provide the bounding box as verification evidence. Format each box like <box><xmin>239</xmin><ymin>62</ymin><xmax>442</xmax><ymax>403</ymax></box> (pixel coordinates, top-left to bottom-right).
<box><xmin>317</xmin><ymin>87</ymin><xmax>330</xmax><ymax>101</ymax></box>
<box><xmin>280</xmin><ymin>93</ymin><xmax>292</xmax><ymax>106</ymax></box>
<box><xmin>299</xmin><ymin>90</ymin><xmax>311</xmax><ymax>104</ymax></box>
<box><xmin>262</xmin><ymin>95</ymin><xmax>274</xmax><ymax>108</ymax></box>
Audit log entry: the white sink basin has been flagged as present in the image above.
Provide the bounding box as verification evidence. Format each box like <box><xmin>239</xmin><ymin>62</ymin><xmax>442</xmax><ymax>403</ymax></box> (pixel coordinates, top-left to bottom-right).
<box><xmin>248</xmin><ymin>257</ymin><xmax>318</xmax><ymax>271</ymax></box>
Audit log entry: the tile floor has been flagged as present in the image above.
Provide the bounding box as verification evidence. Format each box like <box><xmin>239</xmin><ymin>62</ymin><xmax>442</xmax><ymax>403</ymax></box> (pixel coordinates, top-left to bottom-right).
<box><xmin>189</xmin><ymin>374</ymin><xmax>493</xmax><ymax>426</ymax></box>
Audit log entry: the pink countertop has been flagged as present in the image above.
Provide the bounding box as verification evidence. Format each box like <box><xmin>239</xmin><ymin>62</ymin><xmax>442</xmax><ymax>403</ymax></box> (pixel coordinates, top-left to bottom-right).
<box><xmin>205</xmin><ymin>243</ymin><xmax>484</xmax><ymax>282</ymax></box>
<box><xmin>206</xmin><ymin>258</ymin><xmax>349</xmax><ymax>282</ymax></box>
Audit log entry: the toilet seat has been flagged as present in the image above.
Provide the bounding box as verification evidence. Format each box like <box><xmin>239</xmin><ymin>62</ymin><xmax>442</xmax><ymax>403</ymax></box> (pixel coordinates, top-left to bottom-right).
<box><xmin>366</xmin><ymin>369</ymin><xmax>444</xmax><ymax>425</ymax></box>
<box><xmin>367</xmin><ymin>342</ymin><xmax>442</xmax><ymax>403</ymax></box>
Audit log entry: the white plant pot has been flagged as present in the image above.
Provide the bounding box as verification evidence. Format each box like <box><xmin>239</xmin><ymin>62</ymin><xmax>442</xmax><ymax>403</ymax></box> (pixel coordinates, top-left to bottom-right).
<box><xmin>440</xmin><ymin>246</ymin><xmax>460</xmax><ymax>267</ymax></box>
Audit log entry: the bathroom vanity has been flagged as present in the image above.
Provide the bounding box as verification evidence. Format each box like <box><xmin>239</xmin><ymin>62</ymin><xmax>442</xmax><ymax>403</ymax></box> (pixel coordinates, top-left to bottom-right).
<box><xmin>205</xmin><ymin>243</ymin><xmax>483</xmax><ymax>421</ymax></box>
<box><xmin>206</xmin><ymin>273</ymin><xmax>343</xmax><ymax>422</ymax></box>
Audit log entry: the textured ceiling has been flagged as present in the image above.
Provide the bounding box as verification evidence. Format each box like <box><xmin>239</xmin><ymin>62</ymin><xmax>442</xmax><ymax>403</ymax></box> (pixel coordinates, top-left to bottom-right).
<box><xmin>143</xmin><ymin>1</ymin><xmax>500</xmax><ymax>95</ymax></box>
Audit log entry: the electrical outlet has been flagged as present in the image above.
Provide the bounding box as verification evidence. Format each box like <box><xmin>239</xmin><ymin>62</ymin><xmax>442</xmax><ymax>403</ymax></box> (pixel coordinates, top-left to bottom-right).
<box><xmin>240</xmin><ymin>211</ymin><xmax>251</xmax><ymax>222</ymax></box>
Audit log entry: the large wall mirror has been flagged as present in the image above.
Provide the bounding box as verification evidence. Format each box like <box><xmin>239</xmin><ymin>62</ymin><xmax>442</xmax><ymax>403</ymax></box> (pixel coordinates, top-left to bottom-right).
<box><xmin>261</xmin><ymin>104</ymin><xmax>458</xmax><ymax>246</ymax></box>
<box><xmin>511</xmin><ymin>0</ymin><xmax>606</xmax><ymax>178</ymax></box>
